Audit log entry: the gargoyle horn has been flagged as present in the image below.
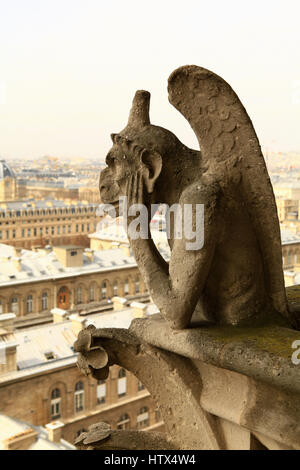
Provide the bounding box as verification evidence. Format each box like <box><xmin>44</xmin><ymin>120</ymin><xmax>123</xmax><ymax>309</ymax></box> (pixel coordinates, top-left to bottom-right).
<box><xmin>127</xmin><ymin>90</ymin><xmax>151</xmax><ymax>128</ymax></box>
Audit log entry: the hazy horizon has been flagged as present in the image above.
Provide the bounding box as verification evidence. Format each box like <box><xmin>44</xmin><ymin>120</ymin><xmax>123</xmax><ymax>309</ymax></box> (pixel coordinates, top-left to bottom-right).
<box><xmin>1</xmin><ymin>0</ymin><xmax>300</xmax><ymax>160</ymax></box>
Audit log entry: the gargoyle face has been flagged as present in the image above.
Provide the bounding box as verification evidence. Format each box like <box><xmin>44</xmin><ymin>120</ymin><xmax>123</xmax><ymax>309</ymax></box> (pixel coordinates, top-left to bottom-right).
<box><xmin>99</xmin><ymin>133</ymin><xmax>162</xmax><ymax>217</ymax></box>
<box><xmin>99</xmin><ymin>140</ymin><xmax>139</xmax><ymax>216</ymax></box>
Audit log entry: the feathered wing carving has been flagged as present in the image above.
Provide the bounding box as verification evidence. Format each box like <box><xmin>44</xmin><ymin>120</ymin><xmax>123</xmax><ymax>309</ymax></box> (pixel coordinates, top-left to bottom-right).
<box><xmin>168</xmin><ymin>65</ymin><xmax>290</xmax><ymax>322</ymax></box>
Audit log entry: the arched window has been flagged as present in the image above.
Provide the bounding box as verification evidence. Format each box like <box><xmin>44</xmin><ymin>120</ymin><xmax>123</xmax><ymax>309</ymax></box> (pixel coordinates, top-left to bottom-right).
<box><xmin>101</xmin><ymin>282</ymin><xmax>107</xmax><ymax>300</ymax></box>
<box><xmin>26</xmin><ymin>295</ymin><xmax>33</xmax><ymax>314</ymax></box>
<box><xmin>117</xmin><ymin>414</ymin><xmax>130</xmax><ymax>430</ymax></box>
<box><xmin>135</xmin><ymin>276</ymin><xmax>140</xmax><ymax>294</ymax></box>
<box><xmin>118</xmin><ymin>368</ymin><xmax>127</xmax><ymax>398</ymax></box>
<box><xmin>97</xmin><ymin>379</ymin><xmax>106</xmax><ymax>405</ymax></box>
<box><xmin>75</xmin><ymin>381</ymin><xmax>84</xmax><ymax>412</ymax></box>
<box><xmin>51</xmin><ymin>388</ymin><xmax>61</xmax><ymax>419</ymax></box>
<box><xmin>77</xmin><ymin>286</ymin><xmax>82</xmax><ymax>304</ymax></box>
<box><xmin>90</xmin><ymin>284</ymin><xmax>95</xmax><ymax>302</ymax></box>
<box><xmin>138</xmin><ymin>380</ymin><xmax>145</xmax><ymax>392</ymax></box>
<box><xmin>11</xmin><ymin>297</ymin><xmax>18</xmax><ymax>315</ymax></box>
<box><xmin>42</xmin><ymin>292</ymin><xmax>48</xmax><ymax>310</ymax></box>
<box><xmin>113</xmin><ymin>280</ymin><xmax>118</xmax><ymax>296</ymax></box>
<box><xmin>137</xmin><ymin>406</ymin><xmax>149</xmax><ymax>429</ymax></box>
<box><xmin>124</xmin><ymin>279</ymin><xmax>129</xmax><ymax>296</ymax></box>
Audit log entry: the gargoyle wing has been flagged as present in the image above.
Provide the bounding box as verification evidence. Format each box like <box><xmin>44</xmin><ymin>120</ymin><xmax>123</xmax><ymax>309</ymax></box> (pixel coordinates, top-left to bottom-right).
<box><xmin>168</xmin><ymin>65</ymin><xmax>289</xmax><ymax>321</ymax></box>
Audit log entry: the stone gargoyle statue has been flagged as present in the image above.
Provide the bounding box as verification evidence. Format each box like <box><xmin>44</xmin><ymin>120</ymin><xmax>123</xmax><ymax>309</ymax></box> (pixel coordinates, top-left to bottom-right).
<box><xmin>99</xmin><ymin>65</ymin><xmax>298</xmax><ymax>330</ymax></box>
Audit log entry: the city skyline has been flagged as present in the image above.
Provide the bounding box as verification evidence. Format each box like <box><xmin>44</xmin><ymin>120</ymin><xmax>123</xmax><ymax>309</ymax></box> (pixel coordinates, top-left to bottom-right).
<box><xmin>0</xmin><ymin>1</ymin><xmax>300</xmax><ymax>159</ymax></box>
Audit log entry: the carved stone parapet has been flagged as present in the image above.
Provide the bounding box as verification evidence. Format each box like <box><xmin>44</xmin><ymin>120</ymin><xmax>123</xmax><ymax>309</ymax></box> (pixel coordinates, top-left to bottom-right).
<box><xmin>74</xmin><ymin>286</ymin><xmax>300</xmax><ymax>450</ymax></box>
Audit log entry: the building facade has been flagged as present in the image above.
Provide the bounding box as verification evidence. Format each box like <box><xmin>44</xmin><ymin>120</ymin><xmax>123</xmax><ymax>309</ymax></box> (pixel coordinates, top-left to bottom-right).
<box><xmin>0</xmin><ymin>243</ymin><xmax>146</xmax><ymax>328</ymax></box>
<box><xmin>0</xmin><ymin>199</ymin><xmax>100</xmax><ymax>249</ymax></box>
<box><xmin>0</xmin><ymin>307</ymin><xmax>163</xmax><ymax>446</ymax></box>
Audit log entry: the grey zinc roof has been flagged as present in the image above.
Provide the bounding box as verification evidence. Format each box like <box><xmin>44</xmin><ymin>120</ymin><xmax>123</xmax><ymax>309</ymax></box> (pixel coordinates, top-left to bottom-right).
<box><xmin>0</xmin><ymin>413</ymin><xmax>74</xmax><ymax>450</ymax></box>
<box><xmin>0</xmin><ymin>245</ymin><xmax>137</xmax><ymax>286</ymax></box>
<box><xmin>13</xmin><ymin>303</ymin><xmax>157</xmax><ymax>371</ymax></box>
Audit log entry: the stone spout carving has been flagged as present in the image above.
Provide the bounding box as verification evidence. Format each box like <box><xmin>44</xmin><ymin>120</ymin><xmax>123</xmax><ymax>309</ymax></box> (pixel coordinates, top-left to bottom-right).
<box><xmin>99</xmin><ymin>65</ymin><xmax>298</xmax><ymax>330</ymax></box>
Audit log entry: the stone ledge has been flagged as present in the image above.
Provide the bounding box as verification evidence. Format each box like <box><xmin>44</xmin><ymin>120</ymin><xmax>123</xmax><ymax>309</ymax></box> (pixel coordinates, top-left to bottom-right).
<box><xmin>129</xmin><ymin>313</ymin><xmax>300</xmax><ymax>395</ymax></box>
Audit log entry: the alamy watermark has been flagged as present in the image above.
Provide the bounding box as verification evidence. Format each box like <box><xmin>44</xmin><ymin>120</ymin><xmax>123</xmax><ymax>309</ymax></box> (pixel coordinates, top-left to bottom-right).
<box><xmin>96</xmin><ymin>197</ymin><xmax>204</xmax><ymax>251</ymax></box>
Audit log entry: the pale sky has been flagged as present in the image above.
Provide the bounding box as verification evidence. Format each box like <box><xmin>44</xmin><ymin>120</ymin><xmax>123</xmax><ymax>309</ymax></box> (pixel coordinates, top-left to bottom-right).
<box><xmin>0</xmin><ymin>0</ymin><xmax>300</xmax><ymax>160</ymax></box>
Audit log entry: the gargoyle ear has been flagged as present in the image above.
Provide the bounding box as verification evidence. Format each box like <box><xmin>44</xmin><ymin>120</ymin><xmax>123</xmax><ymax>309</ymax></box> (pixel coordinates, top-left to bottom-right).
<box><xmin>140</xmin><ymin>149</ymin><xmax>162</xmax><ymax>194</ymax></box>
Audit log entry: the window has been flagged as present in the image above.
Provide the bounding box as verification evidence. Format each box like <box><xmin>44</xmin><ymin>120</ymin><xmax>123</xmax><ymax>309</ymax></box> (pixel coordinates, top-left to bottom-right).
<box><xmin>33</xmin><ymin>228</ymin><xmax>37</xmax><ymax>237</ymax></box>
<box><xmin>57</xmin><ymin>226</ymin><xmax>60</xmax><ymax>235</ymax></box>
<box><xmin>81</xmin><ymin>224</ymin><xmax>84</xmax><ymax>232</ymax></box>
<box><xmin>51</xmin><ymin>227</ymin><xmax>55</xmax><ymax>235</ymax></box>
<box><xmin>51</xmin><ymin>388</ymin><xmax>61</xmax><ymax>419</ymax></box>
<box><xmin>137</xmin><ymin>407</ymin><xmax>149</xmax><ymax>429</ymax></box>
<box><xmin>124</xmin><ymin>279</ymin><xmax>129</xmax><ymax>296</ymax></box>
<box><xmin>76</xmin><ymin>429</ymin><xmax>87</xmax><ymax>438</ymax></box>
<box><xmin>90</xmin><ymin>284</ymin><xmax>95</xmax><ymax>302</ymax></box>
<box><xmin>117</xmin><ymin>414</ymin><xmax>130</xmax><ymax>430</ymax></box>
<box><xmin>75</xmin><ymin>381</ymin><xmax>84</xmax><ymax>413</ymax></box>
<box><xmin>71</xmin><ymin>251</ymin><xmax>77</xmax><ymax>257</ymax></box>
<box><xmin>97</xmin><ymin>380</ymin><xmax>106</xmax><ymax>404</ymax></box>
<box><xmin>26</xmin><ymin>295</ymin><xmax>33</xmax><ymax>314</ymax></box>
<box><xmin>113</xmin><ymin>280</ymin><xmax>118</xmax><ymax>297</ymax></box>
<box><xmin>27</xmin><ymin>228</ymin><xmax>31</xmax><ymax>237</ymax></box>
<box><xmin>138</xmin><ymin>381</ymin><xmax>145</xmax><ymax>391</ymax></box>
<box><xmin>68</xmin><ymin>225</ymin><xmax>71</xmax><ymax>233</ymax></box>
<box><xmin>11</xmin><ymin>297</ymin><xmax>19</xmax><ymax>315</ymax></box>
<box><xmin>76</xmin><ymin>224</ymin><xmax>79</xmax><ymax>233</ymax></box>
<box><xmin>42</xmin><ymin>292</ymin><xmax>48</xmax><ymax>310</ymax></box>
<box><xmin>118</xmin><ymin>369</ymin><xmax>127</xmax><ymax>398</ymax></box>
<box><xmin>135</xmin><ymin>276</ymin><xmax>140</xmax><ymax>294</ymax></box>
<box><xmin>12</xmin><ymin>229</ymin><xmax>16</xmax><ymax>239</ymax></box>
<box><xmin>101</xmin><ymin>282</ymin><xmax>107</xmax><ymax>300</ymax></box>
<box><xmin>77</xmin><ymin>286</ymin><xmax>82</xmax><ymax>304</ymax></box>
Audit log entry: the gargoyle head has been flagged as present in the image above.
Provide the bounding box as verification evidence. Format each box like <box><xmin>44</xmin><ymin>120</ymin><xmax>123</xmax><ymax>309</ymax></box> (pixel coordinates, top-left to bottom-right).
<box><xmin>99</xmin><ymin>90</ymin><xmax>191</xmax><ymax>215</ymax></box>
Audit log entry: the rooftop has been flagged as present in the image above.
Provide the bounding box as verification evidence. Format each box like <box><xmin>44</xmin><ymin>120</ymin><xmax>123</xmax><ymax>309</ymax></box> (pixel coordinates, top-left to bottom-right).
<box><xmin>0</xmin><ymin>244</ymin><xmax>137</xmax><ymax>287</ymax></box>
<box><xmin>0</xmin><ymin>301</ymin><xmax>159</xmax><ymax>377</ymax></box>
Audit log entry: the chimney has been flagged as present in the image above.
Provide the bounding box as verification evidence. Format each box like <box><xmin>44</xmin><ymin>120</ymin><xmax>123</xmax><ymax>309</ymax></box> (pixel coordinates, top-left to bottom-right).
<box><xmin>12</xmin><ymin>257</ymin><xmax>22</xmax><ymax>272</ymax></box>
<box><xmin>13</xmin><ymin>247</ymin><xmax>22</xmax><ymax>257</ymax></box>
<box><xmin>45</xmin><ymin>421</ymin><xmax>64</xmax><ymax>443</ymax></box>
<box><xmin>51</xmin><ymin>308</ymin><xmax>68</xmax><ymax>323</ymax></box>
<box><xmin>120</xmin><ymin>244</ymin><xmax>131</xmax><ymax>257</ymax></box>
<box><xmin>3</xmin><ymin>428</ymin><xmax>38</xmax><ymax>450</ymax></box>
<box><xmin>130</xmin><ymin>301</ymin><xmax>147</xmax><ymax>318</ymax></box>
<box><xmin>84</xmin><ymin>248</ymin><xmax>94</xmax><ymax>263</ymax></box>
<box><xmin>112</xmin><ymin>297</ymin><xmax>128</xmax><ymax>311</ymax></box>
<box><xmin>70</xmin><ymin>314</ymin><xmax>87</xmax><ymax>336</ymax></box>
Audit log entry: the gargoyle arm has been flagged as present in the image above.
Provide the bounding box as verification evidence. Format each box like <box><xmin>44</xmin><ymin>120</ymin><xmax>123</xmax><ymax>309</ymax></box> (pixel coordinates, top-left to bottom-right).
<box><xmin>128</xmin><ymin>185</ymin><xmax>220</xmax><ymax>329</ymax></box>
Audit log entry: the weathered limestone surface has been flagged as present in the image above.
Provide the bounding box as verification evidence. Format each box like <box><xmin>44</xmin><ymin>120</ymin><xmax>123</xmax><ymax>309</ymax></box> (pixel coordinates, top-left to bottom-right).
<box><xmin>76</xmin><ymin>65</ymin><xmax>300</xmax><ymax>450</ymax></box>
<box><xmin>99</xmin><ymin>64</ymin><xmax>298</xmax><ymax>330</ymax></box>
<box><xmin>74</xmin><ymin>286</ymin><xmax>300</xmax><ymax>450</ymax></box>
